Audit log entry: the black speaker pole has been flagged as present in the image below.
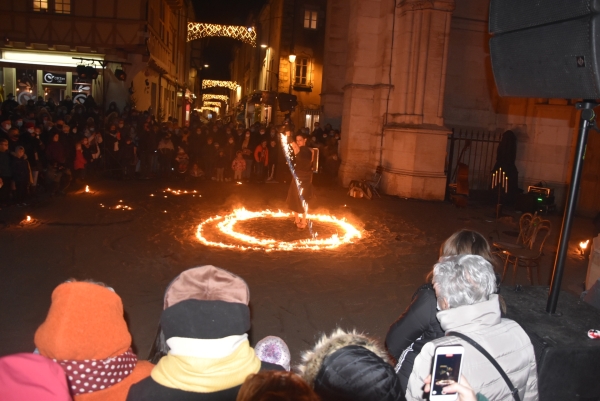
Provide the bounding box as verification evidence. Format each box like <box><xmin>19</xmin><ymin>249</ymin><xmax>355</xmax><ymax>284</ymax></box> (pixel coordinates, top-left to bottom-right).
<box><xmin>546</xmin><ymin>101</ymin><xmax>596</xmax><ymax>314</ymax></box>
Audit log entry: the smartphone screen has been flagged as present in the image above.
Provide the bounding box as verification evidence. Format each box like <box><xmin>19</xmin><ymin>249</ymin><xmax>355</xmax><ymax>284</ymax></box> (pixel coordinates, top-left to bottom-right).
<box><xmin>431</xmin><ymin>352</ymin><xmax>462</xmax><ymax>396</ymax></box>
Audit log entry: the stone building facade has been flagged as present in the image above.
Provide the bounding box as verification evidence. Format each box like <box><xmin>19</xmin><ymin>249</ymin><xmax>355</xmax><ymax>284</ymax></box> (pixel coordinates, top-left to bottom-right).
<box><xmin>322</xmin><ymin>0</ymin><xmax>590</xmax><ymax>212</ymax></box>
<box><xmin>230</xmin><ymin>0</ymin><xmax>327</xmax><ymax>129</ymax></box>
<box><xmin>0</xmin><ymin>0</ymin><xmax>196</xmax><ymax>123</ymax></box>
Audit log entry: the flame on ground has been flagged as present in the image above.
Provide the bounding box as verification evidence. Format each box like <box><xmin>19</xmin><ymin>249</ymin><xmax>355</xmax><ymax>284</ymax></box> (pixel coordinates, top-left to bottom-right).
<box><xmin>196</xmin><ymin>208</ymin><xmax>362</xmax><ymax>251</ymax></box>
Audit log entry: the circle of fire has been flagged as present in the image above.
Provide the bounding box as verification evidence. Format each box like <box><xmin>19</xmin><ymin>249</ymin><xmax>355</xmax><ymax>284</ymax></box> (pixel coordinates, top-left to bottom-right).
<box><xmin>196</xmin><ymin>208</ymin><xmax>362</xmax><ymax>251</ymax></box>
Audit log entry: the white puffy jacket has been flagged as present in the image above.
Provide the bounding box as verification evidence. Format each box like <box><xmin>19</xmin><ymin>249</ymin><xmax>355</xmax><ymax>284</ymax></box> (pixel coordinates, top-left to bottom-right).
<box><xmin>405</xmin><ymin>295</ymin><xmax>538</xmax><ymax>401</ymax></box>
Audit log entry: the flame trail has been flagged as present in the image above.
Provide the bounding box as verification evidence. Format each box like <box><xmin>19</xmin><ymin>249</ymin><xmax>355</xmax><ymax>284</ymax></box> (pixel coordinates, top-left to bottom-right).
<box><xmin>280</xmin><ymin>134</ymin><xmax>315</xmax><ymax>238</ymax></box>
<box><xmin>195</xmin><ymin>208</ymin><xmax>361</xmax><ymax>251</ymax></box>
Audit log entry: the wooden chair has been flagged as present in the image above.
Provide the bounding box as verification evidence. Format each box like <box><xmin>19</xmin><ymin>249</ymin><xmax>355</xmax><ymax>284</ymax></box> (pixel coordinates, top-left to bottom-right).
<box><xmin>499</xmin><ymin>219</ymin><xmax>552</xmax><ymax>285</ymax></box>
<box><xmin>493</xmin><ymin>213</ymin><xmax>541</xmax><ymax>257</ymax></box>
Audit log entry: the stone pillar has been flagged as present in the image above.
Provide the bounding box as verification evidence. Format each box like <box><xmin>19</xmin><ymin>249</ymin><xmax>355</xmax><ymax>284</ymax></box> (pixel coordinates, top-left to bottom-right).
<box><xmin>381</xmin><ymin>0</ymin><xmax>455</xmax><ymax>200</ymax></box>
<box><xmin>334</xmin><ymin>0</ymin><xmax>455</xmax><ymax>200</ymax></box>
<box><xmin>321</xmin><ymin>0</ymin><xmax>350</xmax><ymax>130</ymax></box>
<box><xmin>336</xmin><ymin>0</ymin><xmax>390</xmax><ymax>185</ymax></box>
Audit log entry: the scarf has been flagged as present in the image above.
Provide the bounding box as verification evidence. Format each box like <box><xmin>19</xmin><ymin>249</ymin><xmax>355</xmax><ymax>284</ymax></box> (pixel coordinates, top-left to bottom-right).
<box><xmin>151</xmin><ymin>339</ymin><xmax>261</xmax><ymax>393</ymax></box>
<box><xmin>54</xmin><ymin>348</ymin><xmax>137</xmax><ymax>396</ymax></box>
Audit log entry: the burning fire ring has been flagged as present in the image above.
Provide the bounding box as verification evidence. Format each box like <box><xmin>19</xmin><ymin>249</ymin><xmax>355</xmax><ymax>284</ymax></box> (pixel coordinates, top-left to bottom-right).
<box><xmin>195</xmin><ymin>208</ymin><xmax>362</xmax><ymax>251</ymax></box>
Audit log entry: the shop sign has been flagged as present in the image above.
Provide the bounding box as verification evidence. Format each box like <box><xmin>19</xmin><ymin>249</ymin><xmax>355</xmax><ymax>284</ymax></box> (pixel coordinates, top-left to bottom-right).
<box><xmin>43</xmin><ymin>71</ymin><xmax>67</xmax><ymax>84</ymax></box>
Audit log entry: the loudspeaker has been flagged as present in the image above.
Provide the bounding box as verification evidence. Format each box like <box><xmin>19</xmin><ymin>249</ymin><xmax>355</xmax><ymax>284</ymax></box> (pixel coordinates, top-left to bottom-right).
<box><xmin>489</xmin><ymin>0</ymin><xmax>600</xmax><ymax>99</ymax></box>
<box><xmin>502</xmin><ymin>286</ymin><xmax>600</xmax><ymax>400</ymax></box>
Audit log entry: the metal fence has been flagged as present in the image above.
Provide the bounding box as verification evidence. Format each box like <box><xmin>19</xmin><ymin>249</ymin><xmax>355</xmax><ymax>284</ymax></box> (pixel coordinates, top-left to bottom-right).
<box><xmin>445</xmin><ymin>129</ymin><xmax>503</xmax><ymax>199</ymax></box>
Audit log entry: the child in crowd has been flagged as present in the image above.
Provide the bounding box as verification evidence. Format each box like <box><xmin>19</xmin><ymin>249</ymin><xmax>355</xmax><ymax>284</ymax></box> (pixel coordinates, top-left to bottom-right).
<box><xmin>11</xmin><ymin>146</ymin><xmax>32</xmax><ymax>206</ymax></box>
<box><xmin>174</xmin><ymin>146</ymin><xmax>189</xmax><ymax>175</ymax></box>
<box><xmin>232</xmin><ymin>151</ymin><xmax>246</xmax><ymax>181</ymax></box>
<box><xmin>73</xmin><ymin>141</ymin><xmax>87</xmax><ymax>185</ymax></box>
<box><xmin>215</xmin><ymin>149</ymin><xmax>227</xmax><ymax>182</ymax></box>
<box><xmin>254</xmin><ymin>140</ymin><xmax>269</xmax><ymax>183</ymax></box>
<box><xmin>188</xmin><ymin>162</ymin><xmax>204</xmax><ymax>179</ymax></box>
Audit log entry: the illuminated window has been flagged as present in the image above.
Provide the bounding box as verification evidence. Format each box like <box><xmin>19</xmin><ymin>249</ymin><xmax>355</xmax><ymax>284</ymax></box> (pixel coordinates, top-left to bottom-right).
<box><xmin>33</xmin><ymin>0</ymin><xmax>48</xmax><ymax>11</ymax></box>
<box><xmin>55</xmin><ymin>0</ymin><xmax>70</xmax><ymax>14</ymax></box>
<box><xmin>295</xmin><ymin>58</ymin><xmax>309</xmax><ymax>85</ymax></box>
<box><xmin>304</xmin><ymin>10</ymin><xmax>317</xmax><ymax>29</ymax></box>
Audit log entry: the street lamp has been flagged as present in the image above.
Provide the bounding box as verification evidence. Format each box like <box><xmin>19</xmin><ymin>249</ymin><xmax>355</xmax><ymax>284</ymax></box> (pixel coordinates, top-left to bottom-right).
<box><xmin>288</xmin><ymin>54</ymin><xmax>296</xmax><ymax>63</ymax></box>
<box><xmin>261</xmin><ymin>44</ymin><xmax>267</xmax><ymax>48</ymax></box>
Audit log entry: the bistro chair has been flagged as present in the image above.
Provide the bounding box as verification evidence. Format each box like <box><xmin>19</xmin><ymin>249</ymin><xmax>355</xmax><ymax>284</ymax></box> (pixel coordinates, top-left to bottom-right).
<box><xmin>499</xmin><ymin>219</ymin><xmax>552</xmax><ymax>286</ymax></box>
<box><xmin>493</xmin><ymin>213</ymin><xmax>541</xmax><ymax>257</ymax></box>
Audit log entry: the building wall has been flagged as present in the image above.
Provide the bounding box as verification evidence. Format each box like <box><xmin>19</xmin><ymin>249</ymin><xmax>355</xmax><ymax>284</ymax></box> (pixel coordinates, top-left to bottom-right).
<box><xmin>0</xmin><ymin>0</ymin><xmax>192</xmax><ymax>122</ymax></box>
<box><xmin>442</xmin><ymin>0</ymin><xmax>578</xmax><ymax>207</ymax></box>
<box><xmin>322</xmin><ymin>0</ymin><xmax>583</xmax><ymax>207</ymax></box>
<box><xmin>229</xmin><ymin>0</ymin><xmax>326</xmax><ymax>129</ymax></box>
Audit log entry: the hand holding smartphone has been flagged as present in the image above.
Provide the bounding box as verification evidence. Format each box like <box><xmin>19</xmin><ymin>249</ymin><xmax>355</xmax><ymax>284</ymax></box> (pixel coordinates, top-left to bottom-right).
<box><xmin>429</xmin><ymin>345</ymin><xmax>464</xmax><ymax>401</ymax></box>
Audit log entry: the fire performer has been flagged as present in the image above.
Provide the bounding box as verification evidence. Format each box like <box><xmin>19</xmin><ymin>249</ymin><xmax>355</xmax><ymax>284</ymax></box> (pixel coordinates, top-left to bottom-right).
<box><xmin>284</xmin><ymin>129</ymin><xmax>314</xmax><ymax>230</ymax></box>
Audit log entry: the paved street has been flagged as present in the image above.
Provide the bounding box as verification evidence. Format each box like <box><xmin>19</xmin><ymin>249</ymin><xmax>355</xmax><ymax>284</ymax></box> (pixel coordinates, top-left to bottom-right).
<box><xmin>0</xmin><ymin>179</ymin><xmax>593</xmax><ymax>362</ymax></box>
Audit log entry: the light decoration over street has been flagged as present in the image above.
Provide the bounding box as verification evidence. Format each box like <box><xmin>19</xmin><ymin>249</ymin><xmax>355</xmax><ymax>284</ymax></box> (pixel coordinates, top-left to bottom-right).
<box><xmin>199</xmin><ymin>106</ymin><xmax>219</xmax><ymax>113</ymax></box>
<box><xmin>203</xmin><ymin>101</ymin><xmax>222</xmax><ymax>107</ymax></box>
<box><xmin>187</xmin><ymin>23</ymin><xmax>257</xmax><ymax>46</ymax></box>
<box><xmin>195</xmin><ymin>208</ymin><xmax>362</xmax><ymax>252</ymax></box>
<box><xmin>202</xmin><ymin>80</ymin><xmax>240</xmax><ymax>90</ymax></box>
<box><xmin>203</xmin><ymin>94</ymin><xmax>229</xmax><ymax>102</ymax></box>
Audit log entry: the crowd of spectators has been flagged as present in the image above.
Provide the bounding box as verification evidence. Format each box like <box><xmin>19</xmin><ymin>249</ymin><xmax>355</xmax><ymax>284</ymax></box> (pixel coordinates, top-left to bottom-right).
<box><xmin>0</xmin><ymin>93</ymin><xmax>342</xmax><ymax>208</ymax></box>
<box><xmin>0</xmin><ymin>230</ymin><xmax>539</xmax><ymax>401</ymax></box>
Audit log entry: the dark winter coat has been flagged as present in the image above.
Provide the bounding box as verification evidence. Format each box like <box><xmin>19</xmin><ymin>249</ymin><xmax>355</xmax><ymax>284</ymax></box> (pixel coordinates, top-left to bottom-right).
<box><xmin>298</xmin><ymin>329</ymin><xmax>404</xmax><ymax>401</ymax></box>
<box><xmin>0</xmin><ymin>151</ymin><xmax>11</xmax><ymax>177</ymax></box>
<box><xmin>385</xmin><ymin>284</ymin><xmax>444</xmax><ymax>392</ymax></box>
<box><xmin>45</xmin><ymin>141</ymin><xmax>67</xmax><ymax>165</ymax></box>
<box><xmin>126</xmin><ymin>362</ymin><xmax>283</xmax><ymax>401</ymax></box>
<box><xmin>11</xmin><ymin>155</ymin><xmax>30</xmax><ymax>183</ymax></box>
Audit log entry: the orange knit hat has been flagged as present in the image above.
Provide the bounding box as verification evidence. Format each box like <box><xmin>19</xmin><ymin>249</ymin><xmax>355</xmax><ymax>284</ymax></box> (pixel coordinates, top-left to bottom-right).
<box><xmin>34</xmin><ymin>281</ymin><xmax>131</xmax><ymax>361</ymax></box>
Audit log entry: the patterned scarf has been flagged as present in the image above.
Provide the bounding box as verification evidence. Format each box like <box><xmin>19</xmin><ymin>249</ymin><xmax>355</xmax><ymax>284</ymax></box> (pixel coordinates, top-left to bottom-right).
<box><xmin>54</xmin><ymin>348</ymin><xmax>137</xmax><ymax>396</ymax></box>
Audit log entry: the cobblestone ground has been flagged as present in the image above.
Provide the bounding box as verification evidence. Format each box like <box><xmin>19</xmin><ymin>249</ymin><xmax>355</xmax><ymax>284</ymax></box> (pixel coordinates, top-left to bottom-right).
<box><xmin>0</xmin><ymin>178</ymin><xmax>593</xmax><ymax>362</ymax></box>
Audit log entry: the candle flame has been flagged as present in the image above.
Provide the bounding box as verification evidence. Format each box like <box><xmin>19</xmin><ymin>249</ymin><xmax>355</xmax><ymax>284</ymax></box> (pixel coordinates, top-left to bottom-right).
<box><xmin>85</xmin><ymin>185</ymin><xmax>90</xmax><ymax>193</ymax></box>
<box><xmin>26</xmin><ymin>215</ymin><xmax>31</xmax><ymax>222</ymax></box>
<box><xmin>580</xmin><ymin>239</ymin><xmax>590</xmax><ymax>250</ymax></box>
<box><xmin>196</xmin><ymin>208</ymin><xmax>362</xmax><ymax>252</ymax></box>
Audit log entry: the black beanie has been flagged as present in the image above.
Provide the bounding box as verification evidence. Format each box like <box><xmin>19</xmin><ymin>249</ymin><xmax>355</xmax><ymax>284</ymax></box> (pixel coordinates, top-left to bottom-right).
<box><xmin>314</xmin><ymin>345</ymin><xmax>405</xmax><ymax>401</ymax></box>
<box><xmin>160</xmin><ymin>299</ymin><xmax>251</xmax><ymax>340</ymax></box>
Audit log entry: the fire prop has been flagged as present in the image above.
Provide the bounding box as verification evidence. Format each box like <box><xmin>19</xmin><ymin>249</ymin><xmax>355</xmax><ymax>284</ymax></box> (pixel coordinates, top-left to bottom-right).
<box><xmin>196</xmin><ymin>208</ymin><xmax>361</xmax><ymax>251</ymax></box>
<box><xmin>280</xmin><ymin>133</ymin><xmax>315</xmax><ymax>237</ymax></box>
<box><xmin>163</xmin><ymin>188</ymin><xmax>199</xmax><ymax>196</ymax></box>
<box><xmin>580</xmin><ymin>239</ymin><xmax>590</xmax><ymax>255</ymax></box>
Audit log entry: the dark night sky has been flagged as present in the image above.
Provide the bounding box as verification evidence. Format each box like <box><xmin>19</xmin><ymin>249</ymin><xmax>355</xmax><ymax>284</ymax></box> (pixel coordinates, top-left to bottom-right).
<box><xmin>192</xmin><ymin>0</ymin><xmax>268</xmax><ymax>80</ymax></box>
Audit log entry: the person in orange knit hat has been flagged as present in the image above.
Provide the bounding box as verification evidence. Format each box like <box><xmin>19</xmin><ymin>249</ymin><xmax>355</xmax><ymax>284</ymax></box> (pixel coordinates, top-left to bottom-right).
<box><xmin>34</xmin><ymin>280</ymin><xmax>154</xmax><ymax>401</ymax></box>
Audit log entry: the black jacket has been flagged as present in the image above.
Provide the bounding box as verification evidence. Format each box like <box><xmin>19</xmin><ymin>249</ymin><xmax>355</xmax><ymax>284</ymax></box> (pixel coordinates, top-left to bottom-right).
<box><xmin>125</xmin><ymin>361</ymin><xmax>284</xmax><ymax>401</ymax></box>
<box><xmin>385</xmin><ymin>284</ymin><xmax>444</xmax><ymax>392</ymax></box>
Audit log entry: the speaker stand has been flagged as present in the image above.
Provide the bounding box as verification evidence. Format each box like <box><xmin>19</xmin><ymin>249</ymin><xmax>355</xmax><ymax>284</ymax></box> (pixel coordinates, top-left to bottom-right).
<box><xmin>547</xmin><ymin>101</ymin><xmax>598</xmax><ymax>314</ymax></box>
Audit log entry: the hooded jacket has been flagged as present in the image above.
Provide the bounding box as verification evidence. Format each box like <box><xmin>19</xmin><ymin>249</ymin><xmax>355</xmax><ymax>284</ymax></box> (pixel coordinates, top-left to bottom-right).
<box><xmin>298</xmin><ymin>329</ymin><xmax>405</xmax><ymax>401</ymax></box>
<box><xmin>405</xmin><ymin>295</ymin><xmax>538</xmax><ymax>401</ymax></box>
<box><xmin>34</xmin><ymin>282</ymin><xmax>154</xmax><ymax>401</ymax></box>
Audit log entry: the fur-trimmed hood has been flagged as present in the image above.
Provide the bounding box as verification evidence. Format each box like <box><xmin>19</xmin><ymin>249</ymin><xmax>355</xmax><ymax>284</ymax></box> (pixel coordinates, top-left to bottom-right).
<box><xmin>296</xmin><ymin>328</ymin><xmax>391</xmax><ymax>387</ymax></box>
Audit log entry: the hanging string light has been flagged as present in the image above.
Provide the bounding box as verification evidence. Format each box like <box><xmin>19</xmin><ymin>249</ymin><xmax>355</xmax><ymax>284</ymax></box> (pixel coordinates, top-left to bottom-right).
<box><xmin>187</xmin><ymin>23</ymin><xmax>257</xmax><ymax>46</ymax></box>
<box><xmin>197</xmin><ymin>106</ymin><xmax>219</xmax><ymax>113</ymax></box>
<box><xmin>202</xmin><ymin>80</ymin><xmax>240</xmax><ymax>90</ymax></box>
<box><xmin>203</xmin><ymin>101</ymin><xmax>222</xmax><ymax>107</ymax></box>
<box><xmin>203</xmin><ymin>94</ymin><xmax>229</xmax><ymax>102</ymax></box>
